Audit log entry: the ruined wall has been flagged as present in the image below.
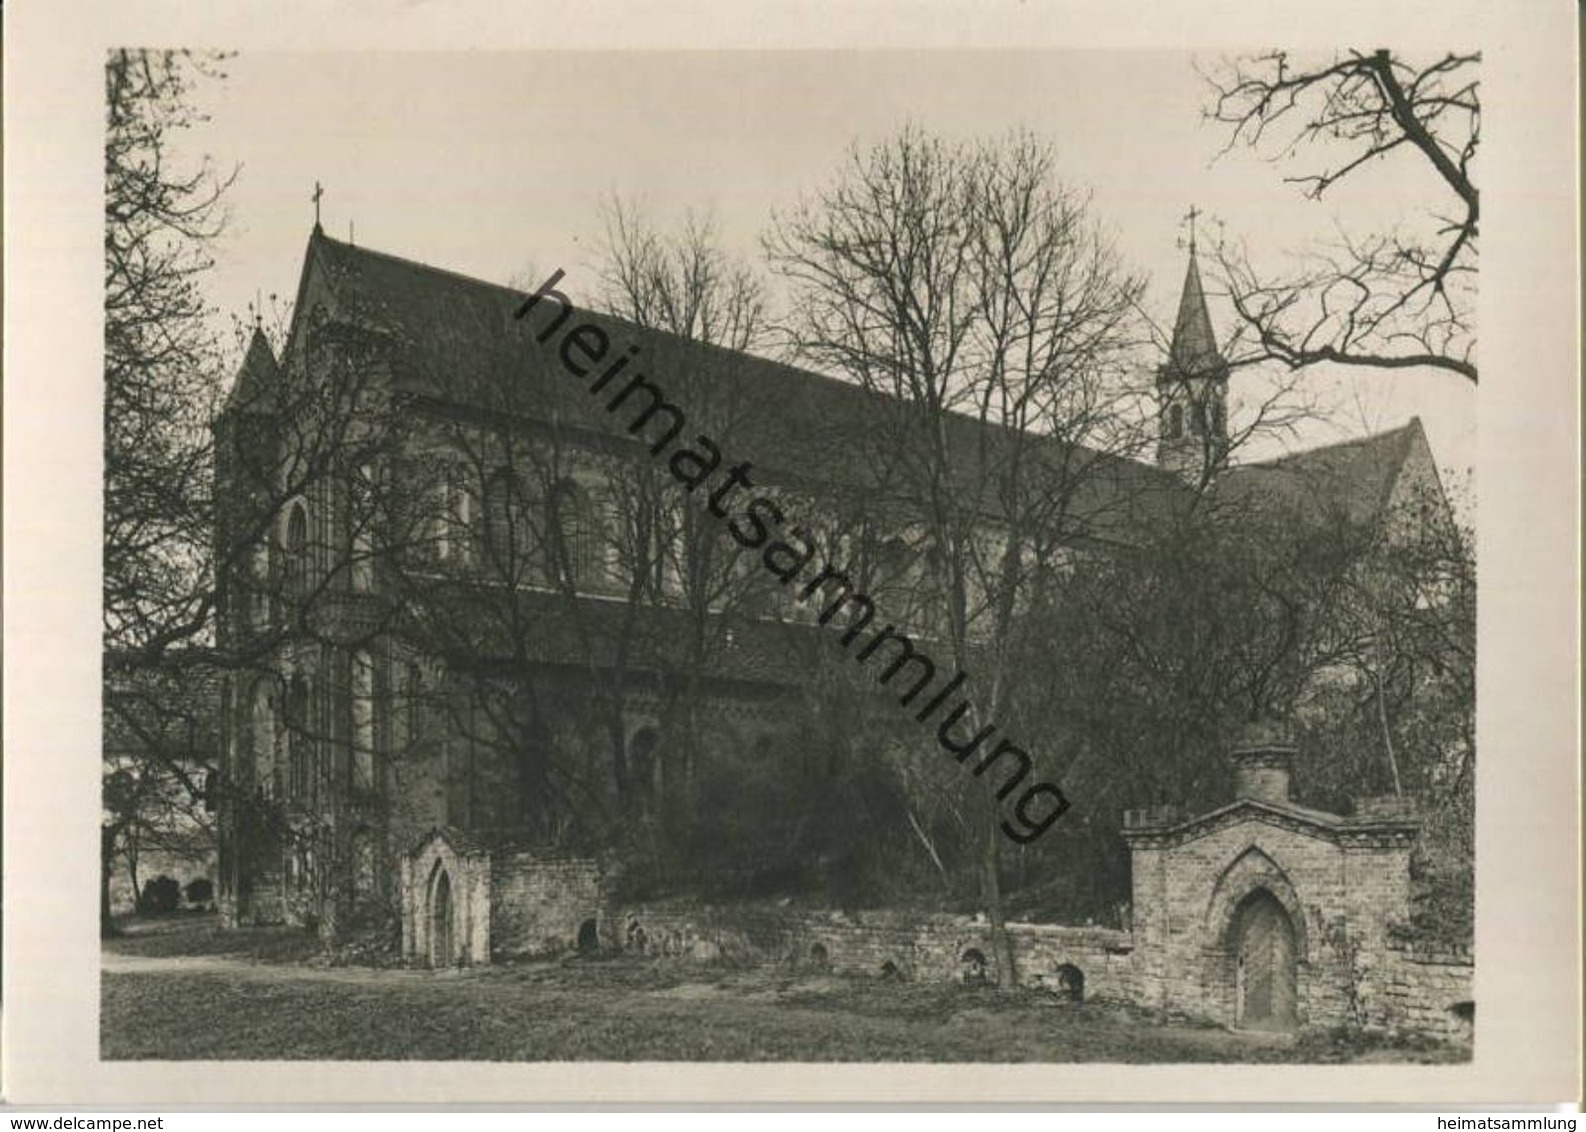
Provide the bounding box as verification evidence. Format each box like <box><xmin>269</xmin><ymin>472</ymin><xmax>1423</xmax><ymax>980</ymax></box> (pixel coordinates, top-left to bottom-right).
<box><xmin>612</xmin><ymin>902</ymin><xmax>1133</xmax><ymax>1000</ymax></box>
<box><xmin>488</xmin><ymin>851</ymin><xmax>603</xmax><ymax>959</ymax></box>
<box><xmin>1359</xmin><ymin>942</ymin><xmax>1475</xmax><ymax>1045</ymax></box>
<box><xmin>394</xmin><ymin>830</ymin><xmax>1469</xmax><ymax>1048</ymax></box>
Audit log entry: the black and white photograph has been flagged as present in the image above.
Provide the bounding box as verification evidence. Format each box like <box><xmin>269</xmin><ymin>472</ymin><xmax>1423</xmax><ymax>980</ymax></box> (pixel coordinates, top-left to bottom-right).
<box><xmin>3</xmin><ymin>0</ymin><xmax>1579</xmax><ymax>1110</ymax></box>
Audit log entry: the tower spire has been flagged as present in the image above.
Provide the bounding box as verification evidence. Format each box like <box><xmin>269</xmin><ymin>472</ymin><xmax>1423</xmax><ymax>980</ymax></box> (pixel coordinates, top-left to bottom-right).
<box><xmin>1156</xmin><ymin>233</ymin><xmax>1230</xmax><ymax>483</ymax></box>
<box><xmin>1168</xmin><ymin>239</ymin><xmax>1220</xmax><ymax>376</ymax></box>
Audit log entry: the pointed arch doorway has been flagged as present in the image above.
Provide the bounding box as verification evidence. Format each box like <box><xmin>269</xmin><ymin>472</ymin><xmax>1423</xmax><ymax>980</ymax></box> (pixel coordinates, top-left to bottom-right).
<box><xmin>1231</xmin><ymin>888</ymin><xmax>1298</xmax><ymax>1031</ymax></box>
<box><xmin>428</xmin><ymin>866</ymin><xmax>455</xmax><ymax>968</ymax></box>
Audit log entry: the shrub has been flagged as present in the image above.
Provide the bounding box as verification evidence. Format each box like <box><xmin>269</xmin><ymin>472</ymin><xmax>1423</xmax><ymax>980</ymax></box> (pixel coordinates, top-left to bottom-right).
<box><xmin>137</xmin><ymin>875</ymin><xmax>182</xmax><ymax>915</ymax></box>
<box><xmin>184</xmin><ymin>878</ymin><xmax>214</xmax><ymax>906</ymax></box>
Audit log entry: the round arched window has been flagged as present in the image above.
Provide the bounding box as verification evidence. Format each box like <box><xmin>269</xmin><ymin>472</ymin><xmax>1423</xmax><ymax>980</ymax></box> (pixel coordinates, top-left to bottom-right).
<box><xmin>284</xmin><ymin>501</ymin><xmax>310</xmax><ymax>597</ymax></box>
<box><xmin>549</xmin><ymin>479</ymin><xmax>602</xmax><ymax>587</ymax></box>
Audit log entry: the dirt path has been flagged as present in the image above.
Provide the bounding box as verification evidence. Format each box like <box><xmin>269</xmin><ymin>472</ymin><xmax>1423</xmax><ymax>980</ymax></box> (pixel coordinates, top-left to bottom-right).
<box><xmin>101</xmin><ymin>950</ymin><xmax>465</xmax><ymax>986</ymax></box>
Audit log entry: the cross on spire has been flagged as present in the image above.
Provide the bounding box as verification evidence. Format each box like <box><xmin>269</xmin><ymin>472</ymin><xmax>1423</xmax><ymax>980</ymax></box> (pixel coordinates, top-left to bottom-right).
<box><xmin>1182</xmin><ymin>204</ymin><xmax>1201</xmax><ymax>253</ymax></box>
<box><xmin>312</xmin><ymin>181</ymin><xmax>325</xmax><ymax>230</ymax></box>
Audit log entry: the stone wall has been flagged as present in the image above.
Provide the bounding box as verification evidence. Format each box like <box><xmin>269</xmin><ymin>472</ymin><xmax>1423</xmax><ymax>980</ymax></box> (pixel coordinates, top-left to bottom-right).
<box><xmin>488</xmin><ymin>850</ymin><xmax>603</xmax><ymax>959</ymax></box>
<box><xmin>613</xmin><ymin>901</ymin><xmax>1133</xmax><ymax>1001</ymax></box>
<box><xmin>1361</xmin><ymin>942</ymin><xmax>1475</xmax><ymax>1045</ymax></box>
<box><xmin>394</xmin><ymin>826</ymin><xmax>1469</xmax><ymax>1048</ymax></box>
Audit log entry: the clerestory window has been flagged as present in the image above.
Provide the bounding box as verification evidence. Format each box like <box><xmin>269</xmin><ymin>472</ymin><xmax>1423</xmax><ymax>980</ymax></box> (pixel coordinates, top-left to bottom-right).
<box><xmin>284</xmin><ymin>501</ymin><xmax>310</xmax><ymax>598</ymax></box>
<box><xmin>350</xmin><ymin>649</ymin><xmax>376</xmax><ymax>793</ymax></box>
<box><xmin>1166</xmin><ymin>403</ymin><xmax>1184</xmax><ymax>440</ymax></box>
<box><xmin>548</xmin><ymin>478</ymin><xmax>603</xmax><ymax>589</ymax></box>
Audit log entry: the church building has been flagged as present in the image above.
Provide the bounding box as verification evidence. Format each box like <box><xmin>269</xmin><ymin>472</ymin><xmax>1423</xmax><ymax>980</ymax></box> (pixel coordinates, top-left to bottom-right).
<box><xmin>212</xmin><ymin>223</ymin><xmax>1460</xmax><ymax>1038</ymax></box>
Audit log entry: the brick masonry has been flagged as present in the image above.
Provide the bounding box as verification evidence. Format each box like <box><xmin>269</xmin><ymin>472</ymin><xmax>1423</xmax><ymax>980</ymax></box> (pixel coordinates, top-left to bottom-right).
<box><xmin>609</xmin><ymin>901</ymin><xmax>1131</xmax><ymax>999</ymax></box>
<box><xmin>399</xmin><ymin>829</ymin><xmax>492</xmax><ymax>966</ymax></box>
<box><xmin>398</xmin><ymin>741</ymin><xmax>1473</xmax><ymax>1047</ymax></box>
<box><xmin>488</xmin><ymin>850</ymin><xmax>602</xmax><ymax>959</ymax></box>
<box><xmin>1120</xmin><ymin>730</ymin><xmax>1472</xmax><ymax>1044</ymax></box>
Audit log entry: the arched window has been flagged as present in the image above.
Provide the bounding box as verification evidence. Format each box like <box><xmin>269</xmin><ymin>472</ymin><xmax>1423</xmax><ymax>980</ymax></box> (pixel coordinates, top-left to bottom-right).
<box><xmin>404</xmin><ymin>659</ymin><xmax>424</xmax><ymax>748</ymax></box>
<box><xmin>1211</xmin><ymin>400</ymin><xmax>1226</xmax><ymax>437</ymax></box>
<box><xmin>252</xmin><ymin>682</ymin><xmax>277</xmax><ymax>799</ymax></box>
<box><xmin>350</xmin><ymin>649</ymin><xmax>376</xmax><ymax>792</ymax></box>
<box><xmin>877</xmin><ymin>536</ymin><xmax>913</xmax><ymax>589</ymax></box>
<box><xmin>350</xmin><ymin>464</ymin><xmax>376</xmax><ymax>591</ymax></box>
<box><xmin>658</xmin><ymin>499</ymin><xmax>685</xmax><ymax>599</ymax></box>
<box><xmin>1189</xmin><ymin>401</ymin><xmax>1207</xmax><ymax>436</ymax></box>
<box><xmin>596</xmin><ymin>495</ymin><xmax>623</xmax><ymax>590</ymax></box>
<box><xmin>432</xmin><ymin>462</ymin><xmax>473</xmax><ymax>564</ymax></box>
<box><xmin>349</xmin><ymin>828</ymin><xmax>376</xmax><ymax>902</ymax></box>
<box><xmin>483</xmin><ymin>467</ymin><xmax>537</xmax><ymax>575</ymax></box>
<box><xmin>548</xmin><ymin>479</ymin><xmax>602</xmax><ymax>588</ymax></box>
<box><xmin>285</xmin><ymin>675</ymin><xmax>311</xmax><ymax>798</ymax></box>
<box><xmin>249</xmin><ymin>540</ymin><xmax>271</xmax><ymax>624</ymax></box>
<box><xmin>284</xmin><ymin>502</ymin><xmax>310</xmax><ymax>597</ymax></box>
<box><xmin>1166</xmin><ymin>403</ymin><xmax>1184</xmax><ymax>440</ymax></box>
<box><xmin>629</xmin><ymin>726</ymin><xmax>661</xmax><ymax>802</ymax></box>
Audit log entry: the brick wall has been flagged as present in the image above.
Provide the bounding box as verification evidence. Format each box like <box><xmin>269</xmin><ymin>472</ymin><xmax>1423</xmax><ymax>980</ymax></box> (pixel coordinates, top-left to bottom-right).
<box><xmin>612</xmin><ymin>901</ymin><xmax>1133</xmax><ymax>1000</ymax></box>
<box><xmin>1361</xmin><ymin>942</ymin><xmax>1475</xmax><ymax>1044</ymax></box>
<box><xmin>395</xmin><ymin>822</ymin><xmax>1468</xmax><ymax>1048</ymax></box>
<box><xmin>489</xmin><ymin>851</ymin><xmax>602</xmax><ymax>959</ymax></box>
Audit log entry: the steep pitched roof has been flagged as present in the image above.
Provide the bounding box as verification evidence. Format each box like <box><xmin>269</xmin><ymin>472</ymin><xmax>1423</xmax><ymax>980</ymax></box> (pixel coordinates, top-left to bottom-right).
<box><xmin>275</xmin><ymin>230</ymin><xmax>1442</xmax><ymax>546</ymax></box>
<box><xmin>1213</xmin><ymin>418</ymin><xmax>1428</xmax><ymax>529</ymax></box>
<box><xmin>222</xmin><ymin>327</ymin><xmax>281</xmax><ymax>415</ymax></box>
<box><xmin>289</xmin><ymin>230</ymin><xmax>1184</xmax><ymax>540</ymax></box>
<box><xmin>1165</xmin><ymin>250</ymin><xmax>1223</xmax><ymax>377</ymax></box>
<box><xmin>1121</xmin><ymin>795</ymin><xmax>1418</xmax><ymax>849</ymax></box>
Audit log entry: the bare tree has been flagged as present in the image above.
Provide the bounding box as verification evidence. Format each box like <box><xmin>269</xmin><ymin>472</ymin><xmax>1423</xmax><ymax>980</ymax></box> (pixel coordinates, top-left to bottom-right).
<box><xmin>103</xmin><ymin>48</ymin><xmax>235</xmax><ymax>663</ymax></box>
<box><xmin>766</xmin><ymin>126</ymin><xmax>1151</xmax><ymax>984</ymax></box>
<box><xmin>1202</xmin><ymin>50</ymin><xmax>1479</xmax><ymax>383</ymax></box>
<box><xmin>594</xmin><ymin>199</ymin><xmax>772</xmax><ymax>843</ymax></box>
<box><xmin>371</xmin><ymin>205</ymin><xmax>774</xmax><ymax>889</ymax></box>
<box><xmin>102</xmin><ymin>659</ymin><xmax>219</xmax><ymax>926</ymax></box>
<box><xmin>102</xmin><ymin>48</ymin><xmax>236</xmax><ymax>935</ymax></box>
<box><xmin>101</xmin><ymin>54</ymin><xmax>406</xmax><ymax>939</ymax></box>
<box><xmin>597</xmin><ymin>198</ymin><xmax>770</xmax><ymax>354</ymax></box>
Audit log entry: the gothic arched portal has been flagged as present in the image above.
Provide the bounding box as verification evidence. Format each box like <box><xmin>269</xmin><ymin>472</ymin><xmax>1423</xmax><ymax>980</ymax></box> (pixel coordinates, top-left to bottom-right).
<box><xmin>1231</xmin><ymin>888</ymin><xmax>1298</xmax><ymax>1031</ymax></box>
<box><xmin>428</xmin><ymin>865</ymin><xmax>455</xmax><ymax>969</ymax></box>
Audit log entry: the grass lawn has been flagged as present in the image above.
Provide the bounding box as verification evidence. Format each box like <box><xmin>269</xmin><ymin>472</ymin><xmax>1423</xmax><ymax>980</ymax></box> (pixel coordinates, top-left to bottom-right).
<box><xmin>101</xmin><ymin>917</ymin><xmax>1465</xmax><ymax>1063</ymax></box>
<box><xmin>105</xmin><ymin>913</ymin><xmax>323</xmax><ymax>963</ymax></box>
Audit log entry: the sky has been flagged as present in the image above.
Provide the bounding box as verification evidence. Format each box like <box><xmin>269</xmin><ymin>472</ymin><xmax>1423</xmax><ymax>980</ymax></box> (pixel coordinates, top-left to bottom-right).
<box><xmin>179</xmin><ymin>49</ymin><xmax>1476</xmax><ymax>480</ymax></box>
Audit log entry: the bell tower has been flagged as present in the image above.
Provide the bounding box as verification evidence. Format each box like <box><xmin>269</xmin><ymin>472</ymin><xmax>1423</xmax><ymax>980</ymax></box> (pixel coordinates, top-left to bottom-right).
<box><xmin>1157</xmin><ymin>230</ymin><xmax>1229</xmax><ymax>483</ymax></box>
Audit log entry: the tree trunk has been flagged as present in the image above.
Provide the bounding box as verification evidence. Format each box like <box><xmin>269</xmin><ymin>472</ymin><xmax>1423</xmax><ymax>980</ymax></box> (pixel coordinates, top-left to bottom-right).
<box><xmin>126</xmin><ymin>838</ymin><xmax>141</xmax><ymax>911</ymax></box>
<box><xmin>981</xmin><ymin>784</ymin><xmax>1017</xmax><ymax>988</ymax></box>
<box><xmin>100</xmin><ymin>826</ymin><xmax>122</xmax><ymax>938</ymax></box>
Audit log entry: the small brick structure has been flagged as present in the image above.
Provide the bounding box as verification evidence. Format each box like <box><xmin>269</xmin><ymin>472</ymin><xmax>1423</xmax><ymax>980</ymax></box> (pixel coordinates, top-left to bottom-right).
<box><xmin>399</xmin><ymin>828</ymin><xmax>602</xmax><ymax>966</ymax></box>
<box><xmin>396</xmin><ymin>725</ymin><xmax>1471</xmax><ymax>1046</ymax></box>
<box><xmin>1122</xmin><ymin>721</ymin><xmax>1472</xmax><ymax>1041</ymax></box>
